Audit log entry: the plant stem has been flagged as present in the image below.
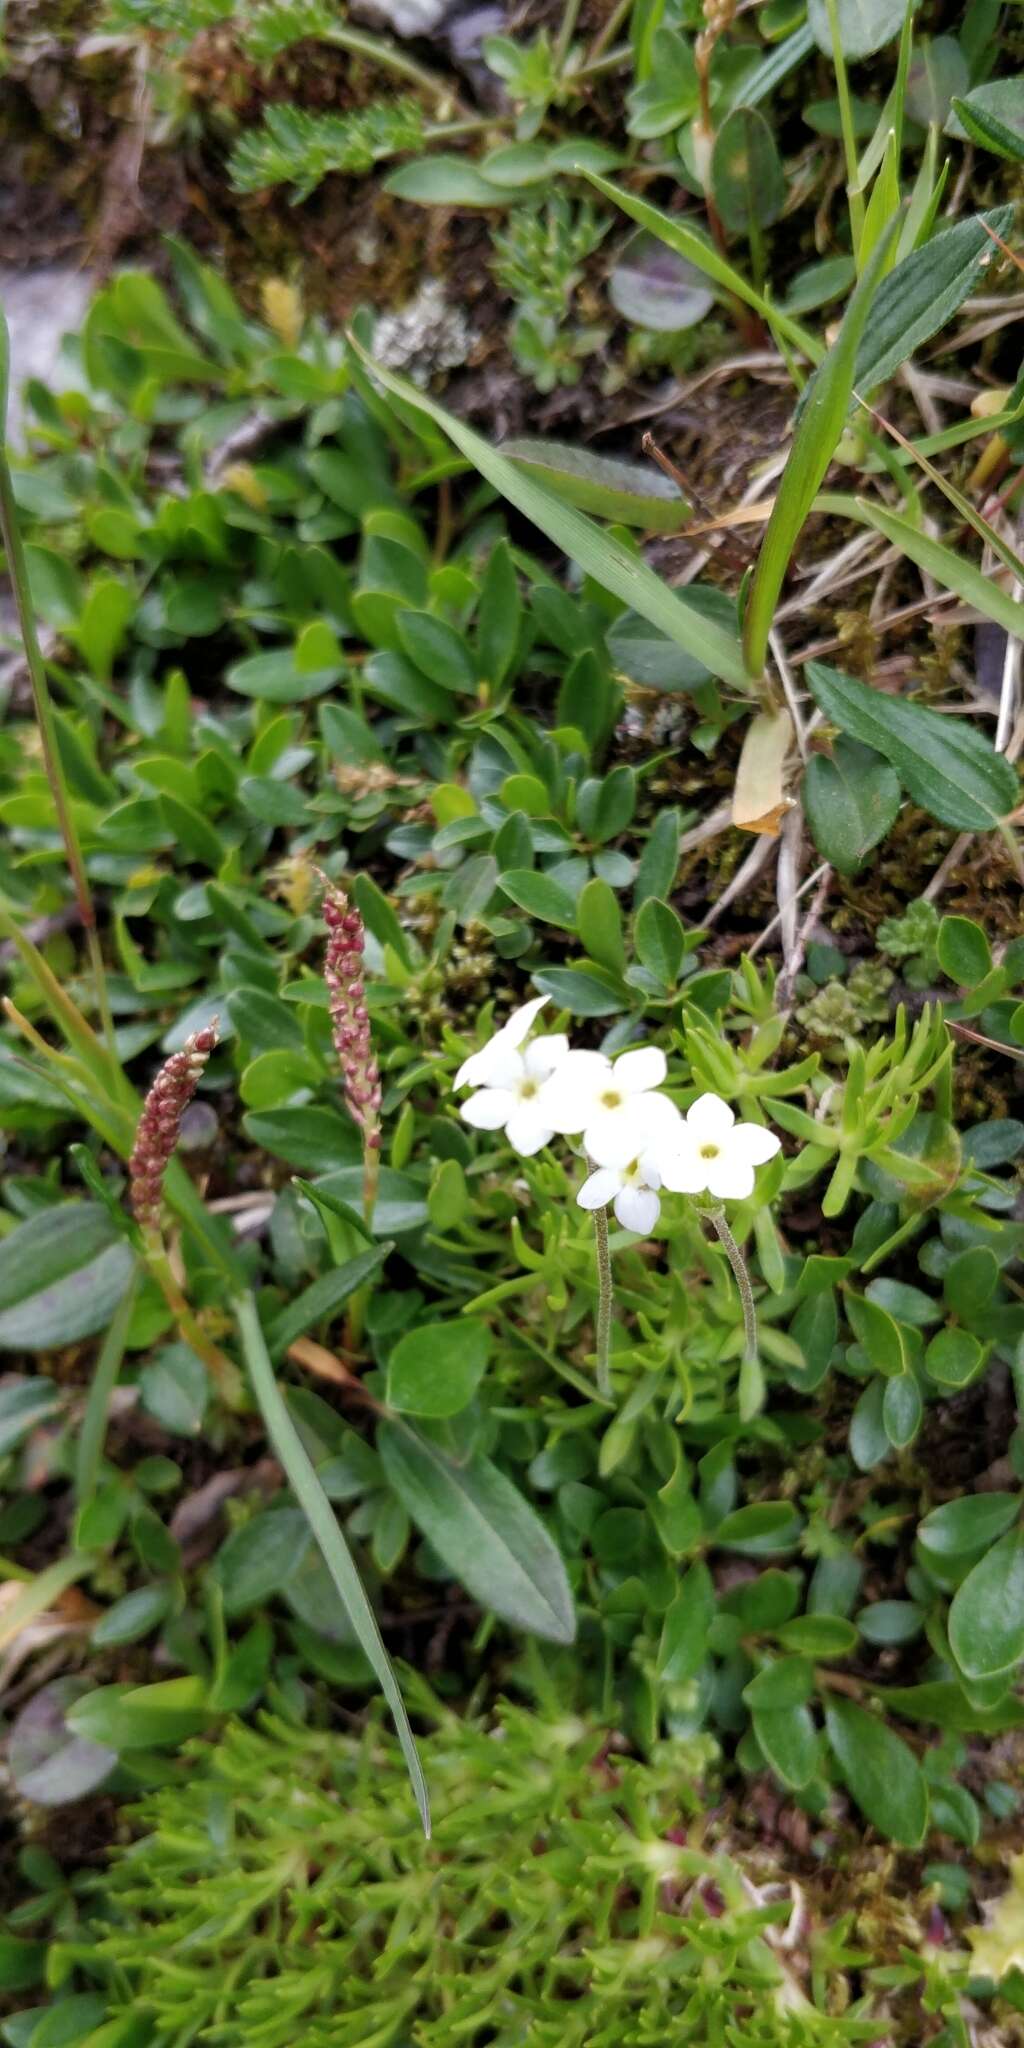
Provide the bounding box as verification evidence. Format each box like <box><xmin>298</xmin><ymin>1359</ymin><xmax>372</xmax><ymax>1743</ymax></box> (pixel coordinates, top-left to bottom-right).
<box><xmin>593</xmin><ymin>1201</ymin><xmax>613</xmax><ymax>1401</ymax></box>
<box><xmin>554</xmin><ymin>0</ymin><xmax>583</xmax><ymax>69</ymax></box>
<box><xmin>326</xmin><ymin>22</ymin><xmax>467</xmax><ymax>113</ymax></box>
<box><xmin>233</xmin><ymin>1289</ymin><xmax>430</xmax><ymax>1836</ymax></box>
<box><xmin>824</xmin><ymin>0</ymin><xmax>865</xmax><ymax>261</ymax></box>
<box><xmin>585</xmin><ymin>0</ymin><xmax>635</xmax><ymax>66</ymax></box>
<box><xmin>0</xmin><ymin>311</ymin><xmax>115</xmax><ymax>1050</ymax></box>
<box><xmin>145</xmin><ymin>1234</ymin><xmax>245</xmax><ymax>1410</ymax></box>
<box><xmin>75</xmin><ymin>1266</ymin><xmax>139</xmax><ymax>1508</ymax></box>
<box><xmin>705</xmin><ymin>1205</ymin><xmax>764</xmax><ymax>1419</ymax></box>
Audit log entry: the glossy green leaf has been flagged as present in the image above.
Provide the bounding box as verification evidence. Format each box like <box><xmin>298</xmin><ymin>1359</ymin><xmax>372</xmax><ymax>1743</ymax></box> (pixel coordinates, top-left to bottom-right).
<box><xmin>386</xmin><ymin>1318</ymin><xmax>490</xmax><ymax>1418</ymax></box>
<box><xmin>937</xmin><ymin>914</ymin><xmax>992</xmax><ymax>987</ymax></box>
<box><xmin>502</xmin><ymin>439</ymin><xmax>690</xmax><ymax>531</ymax></box>
<box><xmin>949</xmin><ymin>1526</ymin><xmax>1024</xmax><ymax>1679</ymax></box>
<box><xmin>379</xmin><ymin>1423</ymin><xmax>575</xmax><ymax>1644</ymax></box>
<box><xmin>0</xmin><ymin>1204</ymin><xmax>134</xmax><ymax>1351</ymax></box>
<box><xmin>825</xmin><ymin>1697</ymin><xmax>928</xmax><ymax>1845</ymax></box>
<box><xmin>806</xmin><ymin>661</ymin><xmax>1019</xmax><ymax>830</ymax></box>
<box><xmin>802</xmin><ymin>738</ymin><xmax>901</xmax><ymax>873</ymax></box>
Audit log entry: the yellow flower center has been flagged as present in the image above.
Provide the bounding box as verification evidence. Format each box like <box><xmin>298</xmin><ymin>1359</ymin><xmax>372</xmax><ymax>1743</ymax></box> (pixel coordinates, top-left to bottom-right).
<box><xmin>600</xmin><ymin>1089</ymin><xmax>623</xmax><ymax>1110</ymax></box>
<box><xmin>700</xmin><ymin>1143</ymin><xmax>719</xmax><ymax>1159</ymax></box>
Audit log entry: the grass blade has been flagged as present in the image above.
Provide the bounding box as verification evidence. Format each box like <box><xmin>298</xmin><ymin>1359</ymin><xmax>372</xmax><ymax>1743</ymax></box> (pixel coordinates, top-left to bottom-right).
<box><xmin>742</xmin><ymin>217</ymin><xmax>899</xmax><ymax>679</ymax></box>
<box><xmin>234</xmin><ymin>1289</ymin><xmax>431</xmax><ymax>1837</ymax></box>
<box><xmin>348</xmin><ymin>338</ymin><xmax>750</xmax><ymax>689</ymax></box>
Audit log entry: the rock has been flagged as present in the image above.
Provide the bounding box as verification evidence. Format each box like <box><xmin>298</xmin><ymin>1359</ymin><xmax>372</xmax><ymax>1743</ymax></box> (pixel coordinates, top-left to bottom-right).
<box><xmin>0</xmin><ymin>264</ymin><xmax>96</xmax><ymax>445</ymax></box>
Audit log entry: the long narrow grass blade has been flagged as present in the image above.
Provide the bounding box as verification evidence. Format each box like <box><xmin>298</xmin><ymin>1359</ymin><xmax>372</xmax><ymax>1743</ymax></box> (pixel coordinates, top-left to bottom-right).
<box><xmin>817</xmin><ymin>492</ymin><xmax>1024</xmax><ymax>641</ymax></box>
<box><xmin>0</xmin><ymin>1554</ymin><xmax>95</xmax><ymax>1652</ymax></box>
<box><xmin>348</xmin><ymin>338</ymin><xmax>750</xmax><ymax>690</ymax></box>
<box><xmin>233</xmin><ymin>1289</ymin><xmax>431</xmax><ymax>1836</ymax></box>
<box><xmin>742</xmin><ymin>218</ymin><xmax>900</xmax><ymax>679</ymax></box>
<box><xmin>75</xmin><ymin>1269</ymin><xmax>139</xmax><ymax>1508</ymax></box>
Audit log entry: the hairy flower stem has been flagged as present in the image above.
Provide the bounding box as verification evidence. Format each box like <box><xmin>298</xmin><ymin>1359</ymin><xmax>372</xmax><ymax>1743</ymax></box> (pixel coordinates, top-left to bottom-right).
<box><xmin>0</xmin><ymin>313</ymin><xmax>114</xmax><ymax>1051</ymax></box>
<box><xmin>704</xmin><ymin>1205</ymin><xmax>764</xmax><ymax>1420</ymax></box>
<box><xmin>592</xmin><ymin>1202</ymin><xmax>614</xmax><ymax>1402</ymax></box>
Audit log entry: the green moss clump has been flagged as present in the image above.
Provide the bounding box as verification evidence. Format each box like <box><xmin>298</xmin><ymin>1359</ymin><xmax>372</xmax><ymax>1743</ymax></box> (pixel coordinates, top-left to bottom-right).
<box><xmin>45</xmin><ymin>1698</ymin><xmax>897</xmax><ymax>2047</ymax></box>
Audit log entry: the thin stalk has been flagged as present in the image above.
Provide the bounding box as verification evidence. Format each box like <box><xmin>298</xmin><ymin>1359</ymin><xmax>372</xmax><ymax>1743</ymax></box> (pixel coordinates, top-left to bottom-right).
<box><xmin>554</xmin><ymin>0</ymin><xmax>583</xmax><ymax>68</ymax></box>
<box><xmin>592</xmin><ymin>1202</ymin><xmax>614</xmax><ymax>1401</ymax></box>
<box><xmin>74</xmin><ymin>1266</ymin><xmax>139</xmax><ymax>1508</ymax></box>
<box><xmin>0</xmin><ymin>311</ymin><xmax>114</xmax><ymax>1049</ymax></box>
<box><xmin>705</xmin><ymin>1205</ymin><xmax>763</xmax><ymax>1420</ymax></box>
<box><xmin>234</xmin><ymin>1289</ymin><xmax>430</xmax><ymax>1837</ymax></box>
<box><xmin>325</xmin><ymin>22</ymin><xmax>468</xmax><ymax>112</ymax></box>
<box><xmin>824</xmin><ymin>0</ymin><xmax>865</xmax><ymax>260</ymax></box>
<box><xmin>145</xmin><ymin>1234</ymin><xmax>244</xmax><ymax>1410</ymax></box>
<box><xmin>0</xmin><ymin>1554</ymin><xmax>95</xmax><ymax>1652</ymax></box>
<box><xmin>585</xmin><ymin>0</ymin><xmax>635</xmax><ymax>66</ymax></box>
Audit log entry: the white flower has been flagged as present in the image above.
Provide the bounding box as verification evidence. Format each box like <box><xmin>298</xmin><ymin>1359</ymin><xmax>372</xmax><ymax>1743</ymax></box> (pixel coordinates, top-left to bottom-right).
<box><xmin>540</xmin><ymin>1044</ymin><xmax>677</xmax><ymax>1167</ymax></box>
<box><xmin>458</xmin><ymin>1029</ymin><xmax>570</xmax><ymax>1156</ymax></box>
<box><xmin>645</xmin><ymin>1092</ymin><xmax>780</xmax><ymax>1202</ymax></box>
<box><xmin>577</xmin><ymin>1154</ymin><xmax>662</xmax><ymax>1235</ymax></box>
<box><xmin>453</xmin><ymin>994</ymin><xmax>550</xmax><ymax>1091</ymax></box>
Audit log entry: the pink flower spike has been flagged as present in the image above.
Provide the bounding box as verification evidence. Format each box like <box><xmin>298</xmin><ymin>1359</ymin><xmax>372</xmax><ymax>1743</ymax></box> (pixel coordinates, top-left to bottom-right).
<box><xmin>130</xmin><ymin>1023</ymin><xmax>219</xmax><ymax>1235</ymax></box>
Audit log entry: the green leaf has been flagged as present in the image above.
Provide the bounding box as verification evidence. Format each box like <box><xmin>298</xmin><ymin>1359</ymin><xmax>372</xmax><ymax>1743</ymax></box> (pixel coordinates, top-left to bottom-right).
<box><xmin>711</xmin><ymin>106</ymin><xmax>786</xmax><ymax>233</ymax></box>
<box><xmin>805</xmin><ymin>661</ymin><xmax>1019</xmax><ymax>830</ymax></box>
<box><xmin>498</xmin><ymin>869</ymin><xmax>578</xmax><ymax>928</ymax></box>
<box><xmin>923</xmin><ymin>1329</ymin><xmax>986</xmax><ymax>1393</ymax></box>
<box><xmin>138</xmin><ymin>1344</ymin><xmax>209</xmax><ymax>1436</ymax></box>
<box><xmin>855</xmin><ymin>206</ymin><xmax>1014</xmax><ymax>393</ymax></box>
<box><xmin>378</xmin><ymin>1422</ymin><xmax>575</xmax><ymax>1644</ymax></box>
<box><xmin>777</xmin><ymin>1614</ymin><xmax>859</xmax><ymax>1656</ymax></box>
<box><xmin>743</xmin><ymin>217</ymin><xmax>898</xmax><ymax>678</ymax></box>
<box><xmin>882</xmin><ymin>1370</ymin><xmax>922</xmax><ymax>1448</ymax></box>
<box><xmin>502</xmin><ymin>438</ymin><xmax>690</xmax><ymax>532</ymax></box>
<box><xmin>802</xmin><ymin>739</ymin><xmax>900</xmax><ymax>873</ymax></box>
<box><xmin>918</xmin><ymin>1492</ymin><xmax>1019</xmax><ymax>1559</ymax></box>
<box><xmin>215</xmin><ymin>1507</ymin><xmax>311</xmax><ymax>1616</ymax></box>
<box><xmin>92</xmin><ymin>1584</ymin><xmax>174</xmax><ymax>1649</ymax></box>
<box><xmin>383</xmin><ymin>155</ymin><xmax>509</xmax><ymax>205</ymax></box>
<box><xmin>0</xmin><ymin>1205</ymin><xmax>135</xmax><ymax>1351</ymax></box>
<box><xmin>386</xmin><ymin>1318</ymin><xmax>490</xmax><ymax>1418</ymax></box>
<box><xmin>634</xmin><ymin>808</ymin><xmax>681</xmax><ymax>906</ymax></box>
<box><xmin>607</xmin><ymin>594</ymin><xmax>740</xmax><ymax>692</ymax></box>
<box><xmin>949</xmin><ymin>1527</ymin><xmax>1024</xmax><ymax>1679</ymax></box>
<box><xmin>477</xmin><ymin>539</ymin><xmax>522</xmax><ymax>689</ymax></box>
<box><xmin>66</xmin><ymin>1676</ymin><xmax>210</xmax><ymax>1752</ymax></box>
<box><xmin>531</xmin><ymin>964</ymin><xmax>628</xmax><ymax>1016</ymax></box>
<box><xmin>657</xmin><ymin>1561</ymin><xmax>714</xmax><ymax>1681</ymax></box>
<box><xmin>577</xmin><ymin>877</ymin><xmax>626</xmax><ymax>974</ymax></box>
<box><xmin>754</xmin><ymin>1704</ymin><xmax>819</xmax><ymax>1790</ymax></box>
<box><xmin>845</xmin><ymin>1290</ymin><xmax>905</xmax><ymax>1375</ymax></box>
<box><xmin>937</xmin><ymin>914</ymin><xmax>993</xmax><ymax>987</ymax></box>
<box><xmin>0</xmin><ymin>1377</ymin><xmax>62</xmax><ymax>1456</ymax></box>
<box><xmin>825</xmin><ymin>1697</ymin><xmax>928</xmax><ymax>1845</ymax></box>
<box><xmin>634</xmin><ymin>897</ymin><xmax>686</xmax><ymax>986</ymax></box>
<box><xmin>395</xmin><ymin>610</ymin><xmax>477</xmax><ymax>691</ymax></box>
<box><xmin>713</xmin><ymin>1502</ymin><xmax>804</xmax><ymax>1554</ymax></box>
<box><xmin>951</xmin><ymin>82</ymin><xmax>1024</xmax><ymax>163</ymax></box>
<box><xmin>348</xmin><ymin>337</ymin><xmax>750</xmax><ymax>688</ymax></box>
<box><xmin>263</xmin><ymin>1245</ymin><xmax>390</xmax><ymax>1359</ymax></box>
<box><xmin>808</xmin><ymin>0</ymin><xmax>910</xmax><ymax>60</ymax></box>
<box><xmin>744</xmin><ymin>1656</ymin><xmax>816</xmax><ymax>1711</ymax></box>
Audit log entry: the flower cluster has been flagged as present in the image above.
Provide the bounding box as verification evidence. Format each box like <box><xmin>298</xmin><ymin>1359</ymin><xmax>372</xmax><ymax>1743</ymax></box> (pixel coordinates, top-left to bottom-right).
<box><xmin>453</xmin><ymin>998</ymin><xmax>780</xmax><ymax>1231</ymax></box>
<box><xmin>130</xmin><ymin>1024</ymin><xmax>218</xmax><ymax>1235</ymax></box>
<box><xmin>321</xmin><ymin>878</ymin><xmax>382</xmax><ymax>1151</ymax></box>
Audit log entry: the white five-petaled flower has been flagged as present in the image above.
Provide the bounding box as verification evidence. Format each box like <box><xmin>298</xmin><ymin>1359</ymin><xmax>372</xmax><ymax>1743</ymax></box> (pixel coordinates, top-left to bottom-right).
<box><xmin>540</xmin><ymin>1045</ymin><xmax>677</xmax><ymax>1166</ymax></box>
<box><xmin>645</xmin><ymin>1092</ymin><xmax>780</xmax><ymax>1202</ymax></box>
<box><xmin>577</xmin><ymin>1154</ymin><xmax>662</xmax><ymax>1235</ymax></box>
<box><xmin>454</xmin><ymin>995</ymin><xmax>551</xmax><ymax>1091</ymax></box>
<box><xmin>455</xmin><ymin>996</ymin><xmax>571</xmax><ymax>1157</ymax></box>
